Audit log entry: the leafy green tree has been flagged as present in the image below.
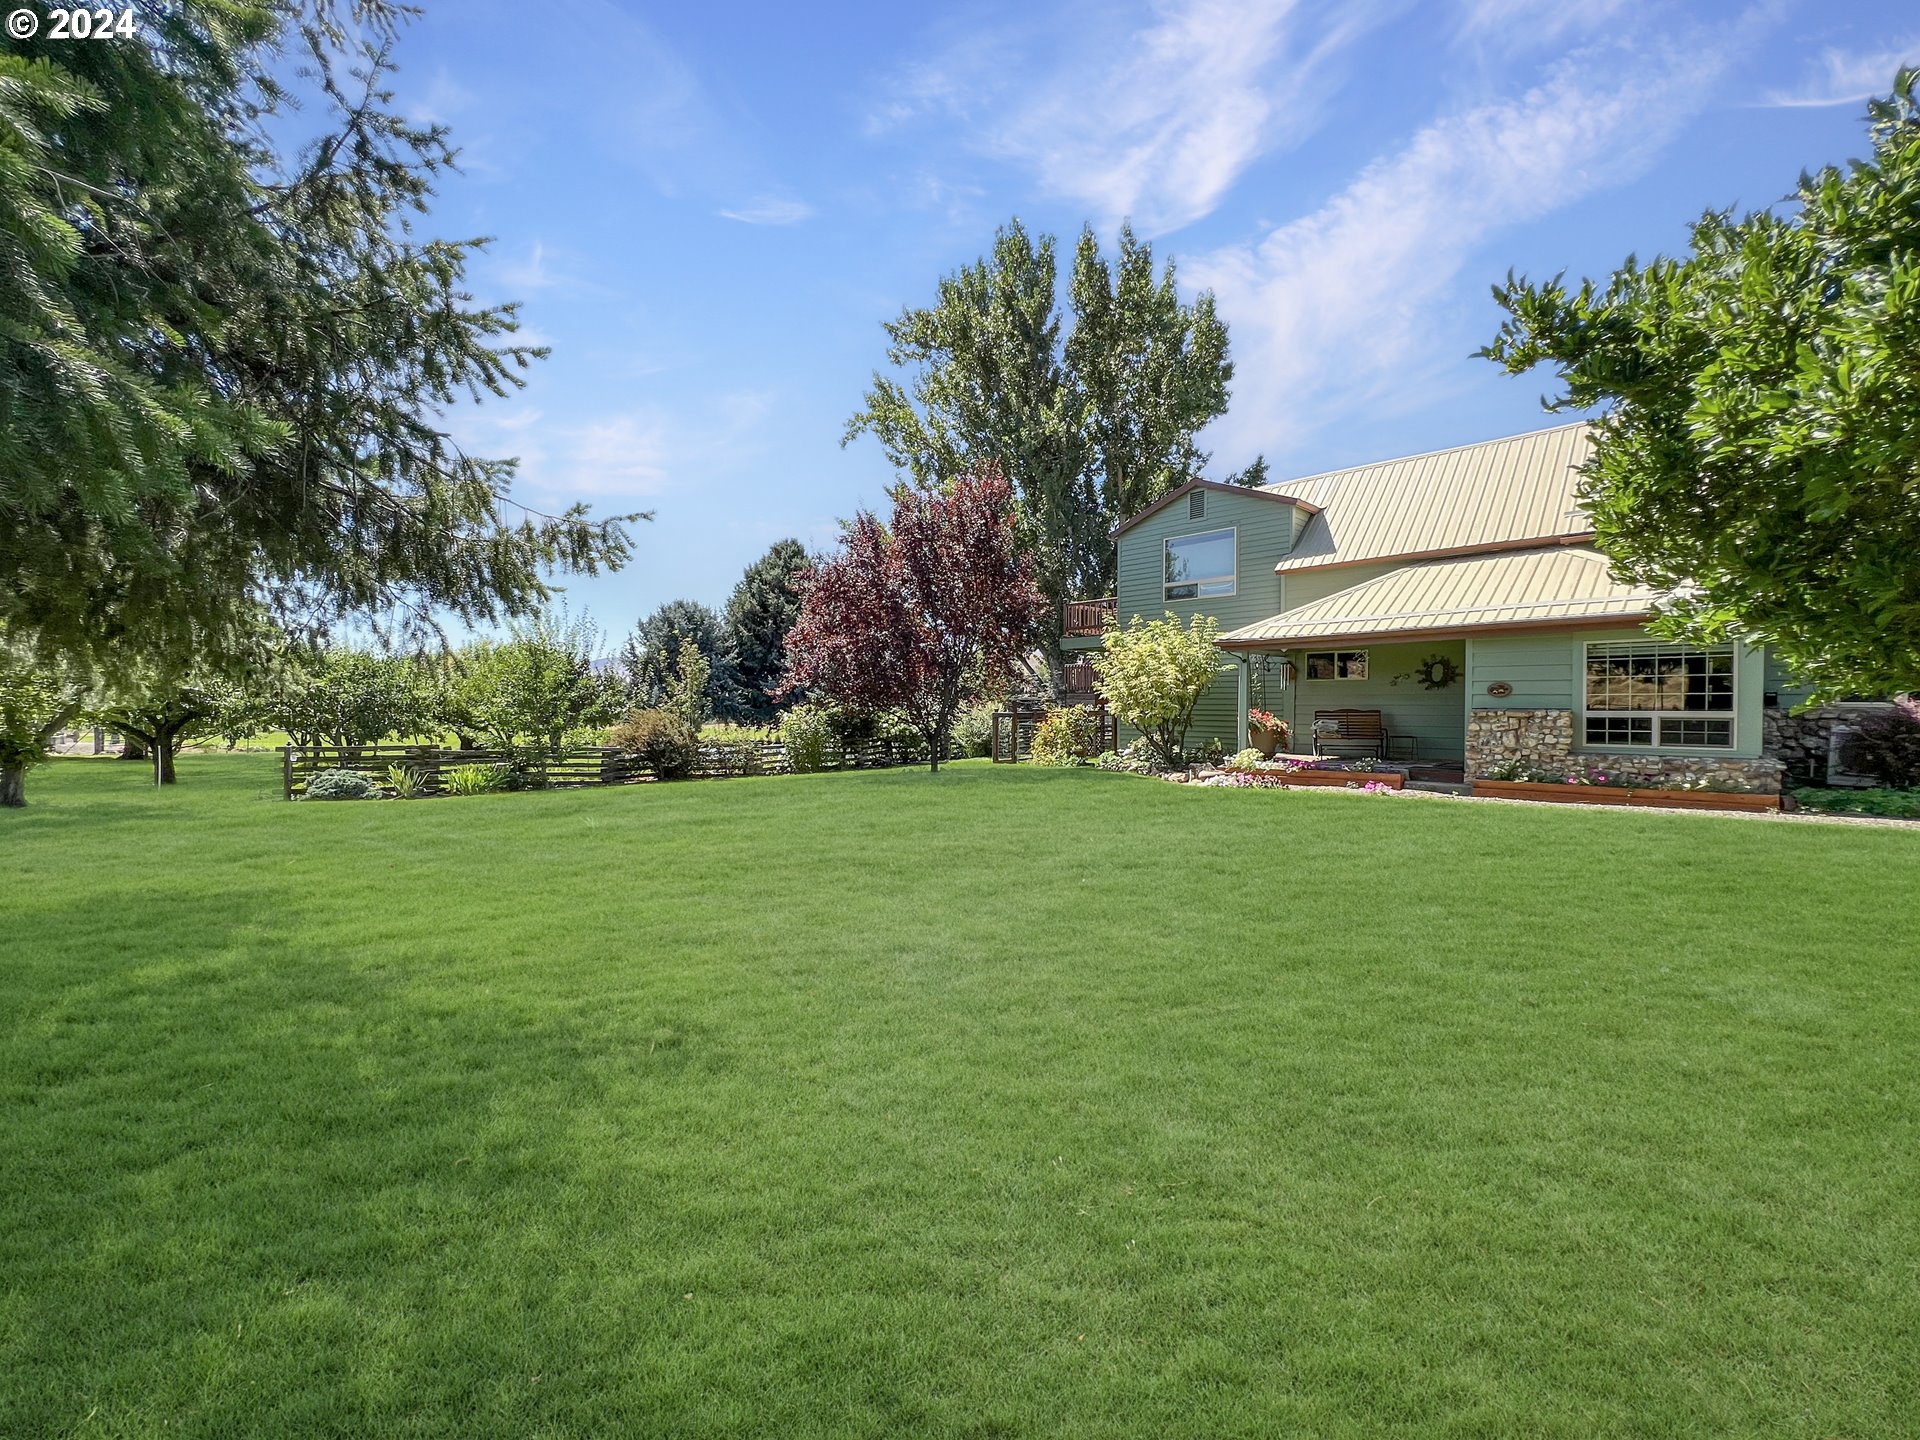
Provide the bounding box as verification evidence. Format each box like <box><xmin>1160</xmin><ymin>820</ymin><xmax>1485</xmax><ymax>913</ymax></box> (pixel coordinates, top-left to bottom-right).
<box><xmin>846</xmin><ymin>219</ymin><xmax>1255</xmax><ymax>696</ymax></box>
<box><xmin>468</xmin><ymin>613</ymin><xmax>615</xmax><ymax>755</ymax></box>
<box><xmin>1090</xmin><ymin>614</ymin><xmax>1227</xmax><ymax>769</ymax></box>
<box><xmin>663</xmin><ymin>640</ymin><xmax>713</xmax><ymax>734</ymax></box>
<box><xmin>0</xmin><ymin>640</ymin><xmax>87</xmax><ymax>807</ymax></box>
<box><xmin>724</xmin><ymin>539</ymin><xmax>809</xmax><ymax>720</ymax></box>
<box><xmin>0</xmin><ymin>1</ymin><xmax>639</xmax><ymax>682</ymax></box>
<box><xmin>267</xmin><ymin>649</ymin><xmax>433</xmax><ymax>749</ymax></box>
<box><xmin>90</xmin><ymin>665</ymin><xmax>253</xmax><ymax>785</ymax></box>
<box><xmin>622</xmin><ymin>600</ymin><xmax>747</xmax><ymax>721</ymax></box>
<box><xmin>1482</xmin><ymin>71</ymin><xmax>1920</xmax><ymax>700</ymax></box>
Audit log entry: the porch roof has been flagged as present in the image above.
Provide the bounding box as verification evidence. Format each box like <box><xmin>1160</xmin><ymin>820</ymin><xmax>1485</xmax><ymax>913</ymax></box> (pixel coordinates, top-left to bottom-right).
<box><xmin>1217</xmin><ymin>547</ymin><xmax>1658</xmax><ymax>649</ymax></box>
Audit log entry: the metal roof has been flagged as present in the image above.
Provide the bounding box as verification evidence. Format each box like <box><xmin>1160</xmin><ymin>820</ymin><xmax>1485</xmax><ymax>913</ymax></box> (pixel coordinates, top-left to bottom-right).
<box><xmin>1268</xmin><ymin>422</ymin><xmax>1594</xmax><ymax>573</ymax></box>
<box><xmin>1217</xmin><ymin>546</ymin><xmax>1656</xmax><ymax>648</ymax></box>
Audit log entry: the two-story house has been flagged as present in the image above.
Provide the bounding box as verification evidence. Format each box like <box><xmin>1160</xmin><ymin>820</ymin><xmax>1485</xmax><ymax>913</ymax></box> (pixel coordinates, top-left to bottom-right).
<box><xmin>1082</xmin><ymin>422</ymin><xmax>1835</xmax><ymax>792</ymax></box>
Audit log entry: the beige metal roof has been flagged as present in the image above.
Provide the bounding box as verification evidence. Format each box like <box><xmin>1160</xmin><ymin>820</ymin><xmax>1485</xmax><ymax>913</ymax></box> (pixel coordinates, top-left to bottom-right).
<box><xmin>1268</xmin><ymin>422</ymin><xmax>1594</xmax><ymax>573</ymax></box>
<box><xmin>1217</xmin><ymin>546</ymin><xmax>1656</xmax><ymax>648</ymax></box>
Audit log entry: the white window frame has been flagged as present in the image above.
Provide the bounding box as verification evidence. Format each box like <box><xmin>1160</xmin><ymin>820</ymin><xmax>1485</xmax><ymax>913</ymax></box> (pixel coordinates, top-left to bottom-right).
<box><xmin>1164</xmin><ymin>526</ymin><xmax>1236</xmax><ymax>602</ymax></box>
<box><xmin>1304</xmin><ymin>650</ymin><xmax>1370</xmax><ymax>681</ymax></box>
<box><xmin>1581</xmin><ymin>640</ymin><xmax>1737</xmax><ymax>750</ymax></box>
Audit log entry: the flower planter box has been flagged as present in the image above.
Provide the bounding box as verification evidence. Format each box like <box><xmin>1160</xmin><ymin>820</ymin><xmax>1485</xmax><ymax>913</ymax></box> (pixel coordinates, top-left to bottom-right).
<box><xmin>1470</xmin><ymin>779</ymin><xmax>1779</xmax><ymax>812</ymax></box>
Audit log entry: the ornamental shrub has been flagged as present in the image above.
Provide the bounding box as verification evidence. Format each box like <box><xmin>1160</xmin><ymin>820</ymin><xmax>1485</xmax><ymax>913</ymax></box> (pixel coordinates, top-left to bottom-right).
<box><xmin>778</xmin><ymin>703</ymin><xmax>834</xmax><ymax>773</ymax></box>
<box><xmin>1090</xmin><ymin>613</ymin><xmax>1227</xmax><ymax>770</ymax></box>
<box><xmin>950</xmin><ymin>700</ymin><xmax>1000</xmax><ymax>759</ymax></box>
<box><xmin>385</xmin><ymin>763</ymin><xmax>426</xmax><ymax>798</ymax></box>
<box><xmin>303</xmin><ymin>767</ymin><xmax>380</xmax><ymax>800</ymax></box>
<box><xmin>1028</xmin><ymin>705</ymin><xmax>1101</xmax><ymax>766</ymax></box>
<box><xmin>610</xmin><ymin>707</ymin><xmax>699</xmax><ymax>780</ymax></box>
<box><xmin>1838</xmin><ymin>699</ymin><xmax>1920</xmax><ymax>789</ymax></box>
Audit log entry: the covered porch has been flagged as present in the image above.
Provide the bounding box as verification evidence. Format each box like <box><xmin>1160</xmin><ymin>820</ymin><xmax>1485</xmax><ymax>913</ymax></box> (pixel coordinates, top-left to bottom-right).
<box><xmin>1228</xmin><ymin>641</ymin><xmax>1470</xmax><ymax>782</ymax></box>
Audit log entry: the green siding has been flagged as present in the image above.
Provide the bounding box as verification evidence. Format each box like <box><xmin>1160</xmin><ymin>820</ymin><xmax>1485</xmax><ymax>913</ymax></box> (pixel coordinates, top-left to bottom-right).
<box><xmin>1763</xmin><ymin>651</ymin><xmax>1817</xmax><ymax>710</ymax></box>
<box><xmin>1112</xmin><ymin>488</ymin><xmax>1302</xmax><ymax>755</ymax></box>
<box><xmin>1466</xmin><ymin>634</ymin><xmax>1575</xmax><ymax>709</ymax></box>
<box><xmin>1276</xmin><ymin>641</ymin><xmax>1468</xmax><ymax>762</ymax></box>
<box><xmin>1470</xmin><ymin>627</ymin><xmax>1766</xmax><ymax>759</ymax></box>
<box><xmin>1277</xmin><ymin>561</ymin><xmax>1400</xmax><ymax>612</ymax></box>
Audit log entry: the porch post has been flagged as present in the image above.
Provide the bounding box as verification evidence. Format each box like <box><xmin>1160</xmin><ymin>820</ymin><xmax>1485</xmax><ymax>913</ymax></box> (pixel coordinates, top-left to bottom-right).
<box><xmin>1235</xmin><ymin>656</ymin><xmax>1249</xmax><ymax>754</ymax></box>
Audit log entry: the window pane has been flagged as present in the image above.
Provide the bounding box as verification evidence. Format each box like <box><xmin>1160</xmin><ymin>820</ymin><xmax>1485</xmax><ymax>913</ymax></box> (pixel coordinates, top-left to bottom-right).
<box><xmin>1306</xmin><ymin>653</ymin><xmax>1335</xmax><ymax>680</ymax></box>
<box><xmin>1659</xmin><ymin>717</ymin><xmax>1733</xmax><ymax>747</ymax></box>
<box><xmin>1339</xmin><ymin>651</ymin><xmax>1368</xmax><ymax>680</ymax></box>
<box><xmin>1586</xmin><ymin>715</ymin><xmax>1653</xmax><ymax>746</ymax></box>
<box><xmin>1165</xmin><ymin>530</ymin><xmax>1234</xmax><ymax>594</ymax></box>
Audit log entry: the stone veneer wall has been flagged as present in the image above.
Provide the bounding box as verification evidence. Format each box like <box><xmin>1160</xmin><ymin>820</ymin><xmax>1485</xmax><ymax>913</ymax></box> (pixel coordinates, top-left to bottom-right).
<box><xmin>1467</xmin><ymin>707</ymin><xmax>1784</xmax><ymax>793</ymax></box>
<box><xmin>1760</xmin><ymin>703</ymin><xmax>1890</xmax><ymax>784</ymax></box>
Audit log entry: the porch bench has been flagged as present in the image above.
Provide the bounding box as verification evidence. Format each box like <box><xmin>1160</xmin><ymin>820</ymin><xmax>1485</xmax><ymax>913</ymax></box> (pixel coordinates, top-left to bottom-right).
<box><xmin>1311</xmin><ymin>709</ymin><xmax>1391</xmax><ymax>761</ymax></box>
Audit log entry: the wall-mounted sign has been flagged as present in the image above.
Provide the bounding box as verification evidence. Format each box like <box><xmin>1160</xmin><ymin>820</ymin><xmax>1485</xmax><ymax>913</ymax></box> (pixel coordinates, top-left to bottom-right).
<box><xmin>1486</xmin><ymin>681</ymin><xmax>1514</xmax><ymax>698</ymax></box>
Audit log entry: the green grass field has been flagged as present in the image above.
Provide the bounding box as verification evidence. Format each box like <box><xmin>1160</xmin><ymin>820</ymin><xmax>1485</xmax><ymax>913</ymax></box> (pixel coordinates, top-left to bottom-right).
<box><xmin>4</xmin><ymin>756</ymin><xmax>1917</xmax><ymax>1437</ymax></box>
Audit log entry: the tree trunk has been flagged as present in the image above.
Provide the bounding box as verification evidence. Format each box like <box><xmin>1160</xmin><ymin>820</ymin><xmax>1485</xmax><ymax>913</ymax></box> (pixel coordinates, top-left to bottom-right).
<box><xmin>1</xmin><ymin>764</ymin><xmax>23</xmax><ymax>808</ymax></box>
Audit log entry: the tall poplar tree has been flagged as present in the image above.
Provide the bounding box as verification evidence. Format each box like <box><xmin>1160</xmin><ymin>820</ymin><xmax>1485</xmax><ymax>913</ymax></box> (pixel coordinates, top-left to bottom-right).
<box><xmin>845</xmin><ymin>220</ymin><xmax>1255</xmax><ymax>695</ymax></box>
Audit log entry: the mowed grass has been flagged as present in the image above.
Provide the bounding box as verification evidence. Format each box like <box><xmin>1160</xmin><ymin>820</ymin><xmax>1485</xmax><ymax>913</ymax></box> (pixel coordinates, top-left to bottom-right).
<box><xmin>3</xmin><ymin>757</ymin><xmax>1917</xmax><ymax>1438</ymax></box>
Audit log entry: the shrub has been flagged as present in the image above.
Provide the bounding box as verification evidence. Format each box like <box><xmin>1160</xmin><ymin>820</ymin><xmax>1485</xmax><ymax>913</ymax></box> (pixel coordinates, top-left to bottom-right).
<box><xmin>611</xmin><ymin>707</ymin><xmax>698</xmax><ymax>780</ymax></box>
<box><xmin>1090</xmin><ymin>614</ymin><xmax>1228</xmax><ymax>770</ymax></box>
<box><xmin>950</xmin><ymin>700</ymin><xmax>1000</xmax><ymax>759</ymax></box>
<box><xmin>1792</xmin><ymin>785</ymin><xmax>1920</xmax><ymax>818</ymax></box>
<box><xmin>385</xmin><ymin>763</ymin><xmax>426</xmax><ymax>799</ymax></box>
<box><xmin>1028</xmin><ymin>705</ymin><xmax>1101</xmax><ymax>766</ymax></box>
<box><xmin>443</xmin><ymin>762</ymin><xmax>508</xmax><ymax>796</ymax></box>
<box><xmin>1838</xmin><ymin>699</ymin><xmax>1920</xmax><ymax>789</ymax></box>
<box><xmin>779</xmin><ymin>703</ymin><xmax>834</xmax><ymax>774</ymax></box>
<box><xmin>1225</xmin><ymin>748</ymin><xmax>1267</xmax><ymax>771</ymax></box>
<box><xmin>303</xmin><ymin>767</ymin><xmax>380</xmax><ymax>800</ymax></box>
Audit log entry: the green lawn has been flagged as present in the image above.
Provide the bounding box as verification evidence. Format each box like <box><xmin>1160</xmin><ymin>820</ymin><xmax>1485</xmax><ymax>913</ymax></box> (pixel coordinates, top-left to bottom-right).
<box><xmin>4</xmin><ymin>756</ymin><xmax>1917</xmax><ymax>1437</ymax></box>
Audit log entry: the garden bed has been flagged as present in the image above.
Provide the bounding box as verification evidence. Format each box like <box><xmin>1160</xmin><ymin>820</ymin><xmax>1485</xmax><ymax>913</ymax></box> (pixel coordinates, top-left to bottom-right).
<box><xmin>1471</xmin><ymin>779</ymin><xmax>1780</xmax><ymax>812</ymax></box>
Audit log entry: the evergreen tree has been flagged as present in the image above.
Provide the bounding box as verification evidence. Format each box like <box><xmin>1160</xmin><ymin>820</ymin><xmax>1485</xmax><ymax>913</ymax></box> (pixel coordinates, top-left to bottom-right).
<box><xmin>724</xmin><ymin>539</ymin><xmax>809</xmax><ymax>720</ymax></box>
<box><xmin>0</xmin><ymin>1</ymin><xmax>640</xmax><ymax>686</ymax></box>
<box><xmin>622</xmin><ymin>600</ymin><xmax>747</xmax><ymax>722</ymax></box>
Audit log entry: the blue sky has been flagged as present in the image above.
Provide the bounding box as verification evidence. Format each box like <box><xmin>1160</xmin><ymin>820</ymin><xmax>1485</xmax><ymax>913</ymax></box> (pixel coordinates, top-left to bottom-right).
<box><xmin>387</xmin><ymin>0</ymin><xmax>1916</xmax><ymax>640</ymax></box>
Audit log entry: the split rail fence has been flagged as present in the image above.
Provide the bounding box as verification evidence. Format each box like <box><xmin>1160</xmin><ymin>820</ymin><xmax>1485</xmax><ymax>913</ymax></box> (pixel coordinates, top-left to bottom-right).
<box><xmin>282</xmin><ymin>738</ymin><xmax>951</xmax><ymax>800</ymax></box>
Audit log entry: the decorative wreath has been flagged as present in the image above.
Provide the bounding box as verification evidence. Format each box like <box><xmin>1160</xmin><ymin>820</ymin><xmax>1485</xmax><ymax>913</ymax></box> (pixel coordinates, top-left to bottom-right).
<box><xmin>1414</xmin><ymin>653</ymin><xmax>1460</xmax><ymax>691</ymax></box>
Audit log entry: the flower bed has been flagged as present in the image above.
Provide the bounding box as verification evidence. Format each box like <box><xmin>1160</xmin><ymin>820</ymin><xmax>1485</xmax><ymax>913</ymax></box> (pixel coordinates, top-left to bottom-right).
<box><xmin>1470</xmin><ymin>779</ymin><xmax>1780</xmax><ymax>813</ymax></box>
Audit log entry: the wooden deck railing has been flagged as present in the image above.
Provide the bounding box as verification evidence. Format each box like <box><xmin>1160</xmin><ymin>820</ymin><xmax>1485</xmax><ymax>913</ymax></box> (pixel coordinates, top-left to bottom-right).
<box><xmin>1064</xmin><ymin>597</ymin><xmax>1116</xmax><ymax>636</ymax></box>
<box><xmin>1062</xmin><ymin>661</ymin><xmax>1100</xmax><ymax>695</ymax></box>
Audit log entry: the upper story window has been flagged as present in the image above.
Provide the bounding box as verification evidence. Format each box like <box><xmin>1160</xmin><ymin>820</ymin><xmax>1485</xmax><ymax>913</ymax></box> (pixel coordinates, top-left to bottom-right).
<box><xmin>1165</xmin><ymin>527</ymin><xmax>1235</xmax><ymax>601</ymax></box>
<box><xmin>1583</xmin><ymin>641</ymin><xmax>1735</xmax><ymax>748</ymax></box>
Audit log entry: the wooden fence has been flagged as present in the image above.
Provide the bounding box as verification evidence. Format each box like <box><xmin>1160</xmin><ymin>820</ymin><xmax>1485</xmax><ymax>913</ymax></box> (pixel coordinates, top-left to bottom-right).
<box><xmin>990</xmin><ymin>706</ymin><xmax>1119</xmax><ymax>763</ymax></box>
<box><xmin>282</xmin><ymin>738</ymin><xmax>951</xmax><ymax>799</ymax></box>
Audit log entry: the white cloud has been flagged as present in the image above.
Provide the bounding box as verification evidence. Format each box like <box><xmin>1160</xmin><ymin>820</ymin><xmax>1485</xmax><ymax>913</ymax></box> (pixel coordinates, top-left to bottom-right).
<box><xmin>1456</xmin><ymin>0</ymin><xmax>1629</xmax><ymax>49</ymax></box>
<box><xmin>1190</xmin><ymin>36</ymin><xmax>1743</xmax><ymax>460</ymax></box>
<box><xmin>496</xmin><ymin>241</ymin><xmax>557</xmax><ymax>292</ymax></box>
<box><xmin>874</xmin><ymin>0</ymin><xmax>1389</xmax><ymax>235</ymax></box>
<box><xmin>717</xmin><ymin>197</ymin><xmax>818</xmax><ymax>226</ymax></box>
<box><xmin>476</xmin><ymin>391</ymin><xmax>778</xmax><ymax>506</ymax></box>
<box><xmin>1763</xmin><ymin>38</ymin><xmax>1919</xmax><ymax>108</ymax></box>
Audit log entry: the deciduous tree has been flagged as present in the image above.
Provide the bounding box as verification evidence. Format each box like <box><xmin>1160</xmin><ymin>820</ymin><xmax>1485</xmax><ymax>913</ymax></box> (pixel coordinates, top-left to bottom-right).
<box><xmin>1482</xmin><ymin>71</ymin><xmax>1920</xmax><ymax>699</ymax></box>
<box><xmin>846</xmin><ymin>220</ymin><xmax>1255</xmax><ymax>697</ymax></box>
<box><xmin>0</xmin><ymin>641</ymin><xmax>86</xmax><ymax>807</ymax></box>
<box><xmin>785</xmin><ymin>469</ymin><xmax>1041</xmax><ymax>771</ymax></box>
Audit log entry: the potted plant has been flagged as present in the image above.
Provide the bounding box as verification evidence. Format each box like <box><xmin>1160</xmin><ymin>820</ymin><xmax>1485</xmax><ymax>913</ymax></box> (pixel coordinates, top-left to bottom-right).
<box><xmin>1247</xmin><ymin>708</ymin><xmax>1287</xmax><ymax>758</ymax></box>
